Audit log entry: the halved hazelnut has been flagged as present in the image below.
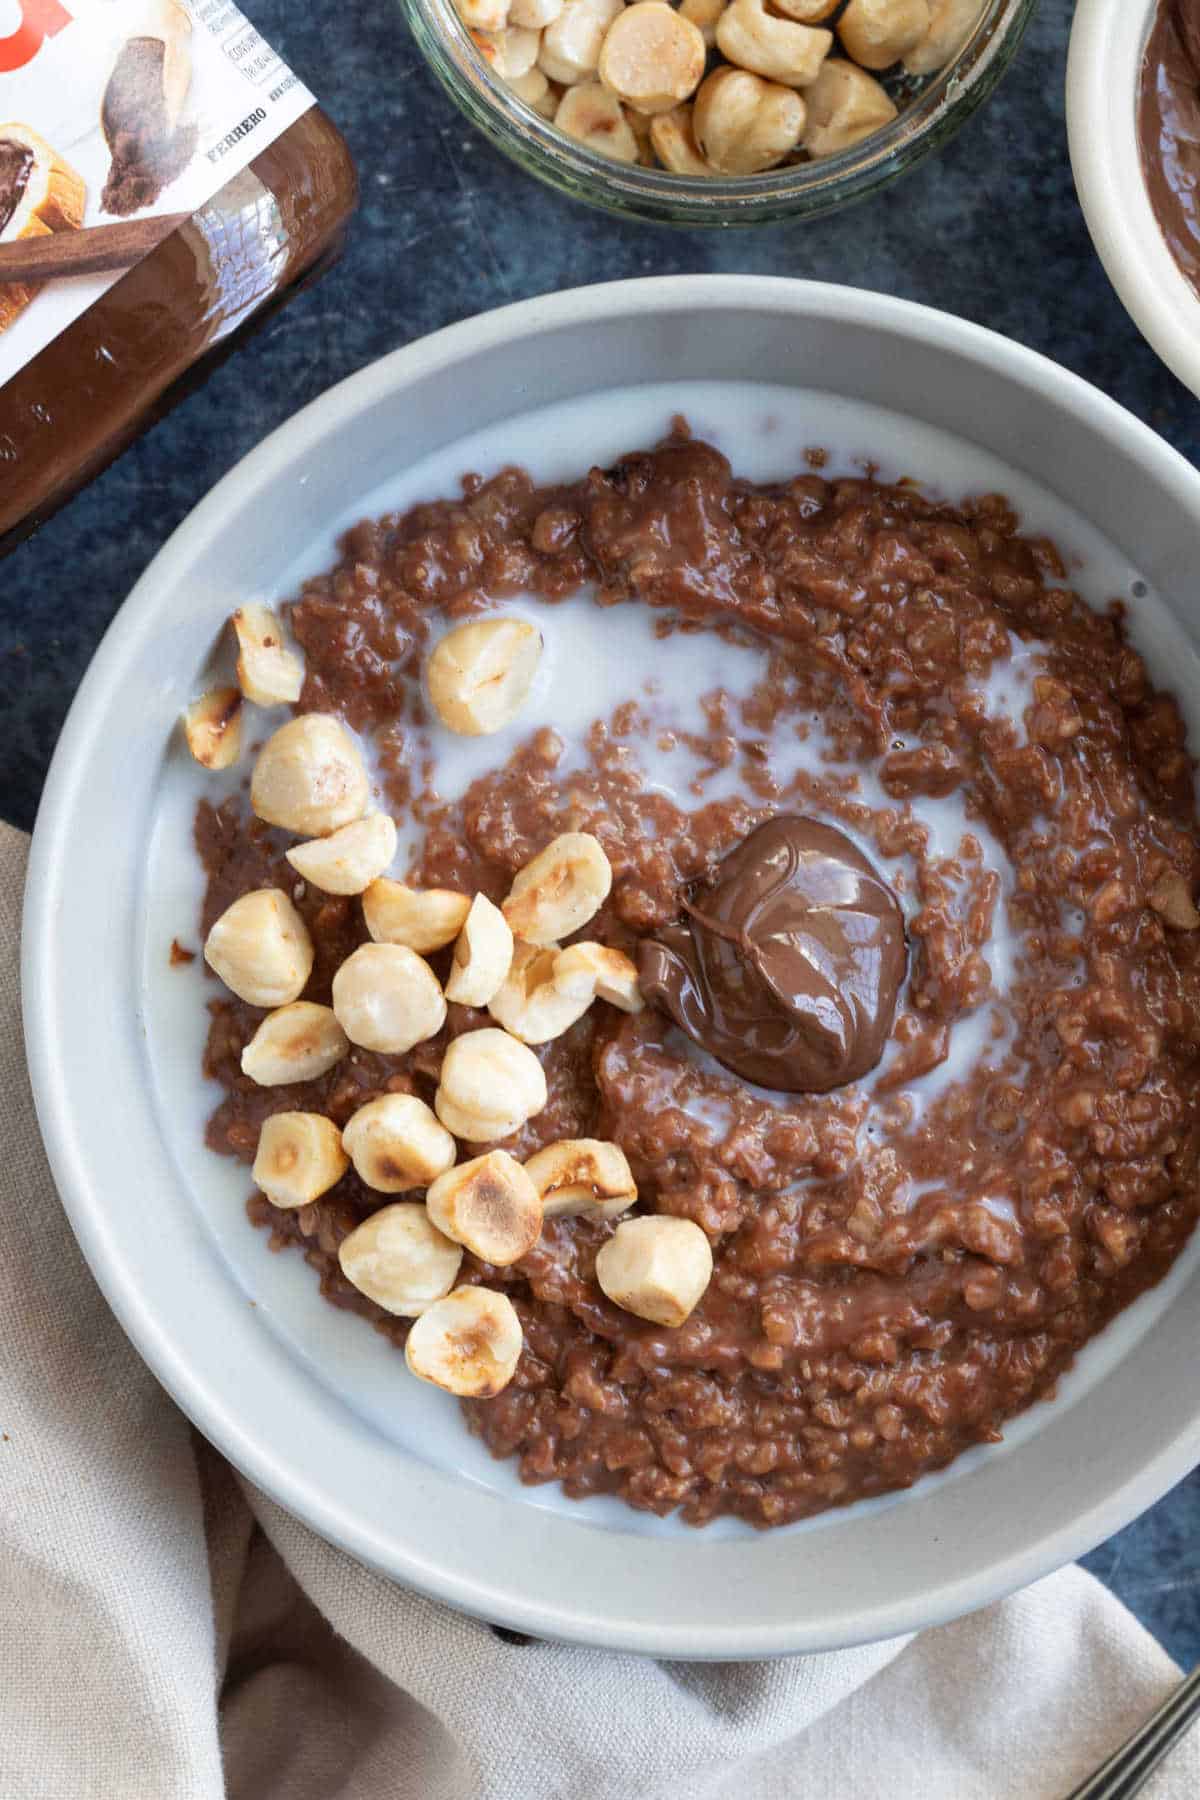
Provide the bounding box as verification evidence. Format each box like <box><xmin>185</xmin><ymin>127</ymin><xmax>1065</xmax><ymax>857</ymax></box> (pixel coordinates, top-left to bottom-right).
<box><xmin>594</xmin><ymin>1214</ymin><xmax>713</xmax><ymax>1326</ymax></box>
<box><xmin>434</xmin><ymin>1027</ymin><xmax>547</xmax><ymax>1142</ymax></box>
<box><xmin>501</xmin><ymin>831</ymin><xmax>612</xmax><ymax>945</ymax></box>
<box><xmin>425</xmin><ymin>1149</ymin><xmax>543</xmax><ymax>1264</ymax></box>
<box><xmin>232</xmin><ymin>603</ymin><xmax>304</xmax><ymax>707</ymax></box>
<box><xmin>240</xmin><ymin>1001</ymin><xmax>349</xmax><ymax>1086</ymax></box>
<box><xmin>597</xmin><ymin>3</ymin><xmax>707</xmax><ymax>115</ymax></box>
<box><xmin>250</xmin><ymin>714</ymin><xmax>369</xmax><ymax>837</ymax></box>
<box><xmin>838</xmin><ymin>0</ymin><xmax>930</xmax><ymax>69</ymax></box>
<box><xmin>362</xmin><ymin>880</ymin><xmax>472</xmax><ymax>954</ymax></box>
<box><xmin>552</xmin><ymin>941</ymin><xmax>643</xmax><ymax>1012</ymax></box>
<box><xmin>337</xmin><ymin>1203</ymin><xmax>463</xmax><ymax>1316</ymax></box>
<box><xmin>524</xmin><ymin>1138</ymin><xmax>637</xmax><ymax>1219</ymax></box>
<box><xmin>183</xmin><ymin>686</ymin><xmax>243</xmax><ymax>770</ymax></box>
<box><xmin>253</xmin><ymin>1110</ymin><xmax>348</xmax><ymax>1208</ymax></box>
<box><xmin>405</xmin><ymin>1286</ymin><xmax>524</xmax><ymax>1396</ymax></box>
<box><xmin>487</xmin><ymin>939</ymin><xmax>594</xmax><ymax>1044</ymax></box>
<box><xmin>286</xmin><ymin>814</ymin><xmax>397</xmax><ymax>896</ymax></box>
<box><xmin>342</xmin><ymin>1093</ymin><xmax>457</xmax><ymax>1192</ymax></box>
<box><xmin>801</xmin><ymin>57</ymin><xmax>896</xmax><ymax>156</ymax></box>
<box><xmin>426</xmin><ymin>617</ymin><xmax>542</xmax><ymax>736</ymax></box>
<box><xmin>444</xmin><ymin>893</ymin><xmax>514</xmax><ymax>1008</ymax></box>
<box><xmin>331</xmin><ymin>943</ymin><xmax>447</xmax><ymax>1054</ymax></box>
<box><xmin>204</xmin><ymin>888</ymin><xmax>314</xmax><ymax>1008</ymax></box>
<box><xmin>902</xmin><ymin>0</ymin><xmax>981</xmax><ymax>74</ymax></box>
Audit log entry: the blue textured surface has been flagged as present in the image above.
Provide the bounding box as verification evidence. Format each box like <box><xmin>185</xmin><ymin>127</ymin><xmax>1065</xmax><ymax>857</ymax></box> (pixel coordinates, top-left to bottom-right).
<box><xmin>2</xmin><ymin>0</ymin><xmax>1197</xmax><ymax>1664</ymax></box>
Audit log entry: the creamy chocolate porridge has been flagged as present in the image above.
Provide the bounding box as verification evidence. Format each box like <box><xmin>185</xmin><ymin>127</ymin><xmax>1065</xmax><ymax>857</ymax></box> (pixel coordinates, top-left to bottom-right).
<box><xmin>187</xmin><ymin>424</ymin><xmax>1200</xmax><ymax>1529</ymax></box>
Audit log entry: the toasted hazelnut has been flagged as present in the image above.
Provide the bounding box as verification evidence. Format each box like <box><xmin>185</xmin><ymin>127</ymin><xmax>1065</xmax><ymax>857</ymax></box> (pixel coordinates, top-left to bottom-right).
<box><xmin>253</xmin><ymin>1110</ymin><xmax>348</xmax><ymax>1209</ymax></box>
<box><xmin>838</xmin><ymin>0</ymin><xmax>930</xmax><ymax>68</ymax></box>
<box><xmin>539</xmin><ymin>0</ymin><xmax>622</xmax><ymax>83</ymax></box>
<box><xmin>595</xmin><ymin>1215</ymin><xmax>713</xmax><ymax>1326</ymax></box>
<box><xmin>183</xmin><ymin>686</ymin><xmax>243</xmax><ymax>771</ymax></box>
<box><xmin>435</xmin><ymin>1027</ymin><xmax>548</xmax><ymax>1142</ymax></box>
<box><xmin>286</xmin><ymin>814</ymin><xmax>397</xmax><ymax>896</ymax></box>
<box><xmin>362</xmin><ymin>880</ymin><xmax>472</xmax><ymax>954</ymax></box>
<box><xmin>487</xmin><ymin>939</ymin><xmax>594</xmax><ymax>1044</ymax></box>
<box><xmin>770</xmin><ymin>0</ymin><xmax>839</xmax><ymax>17</ymax></box>
<box><xmin>426</xmin><ymin>617</ymin><xmax>542</xmax><ymax>737</ymax></box>
<box><xmin>552</xmin><ymin>940</ymin><xmax>643</xmax><ymax>1012</ymax></box>
<box><xmin>554</xmin><ymin>81</ymin><xmax>641</xmax><ymax>161</ymax></box>
<box><xmin>444</xmin><ymin>893</ymin><xmax>514</xmax><ymax>1008</ymax></box>
<box><xmin>1149</xmin><ymin>870</ymin><xmax>1200</xmax><ymax>931</ymax></box>
<box><xmin>426</xmin><ymin>1149</ymin><xmax>543</xmax><ymax>1264</ymax></box>
<box><xmin>715</xmin><ymin>0</ymin><xmax>832</xmax><ymax>88</ymax></box>
<box><xmin>205</xmin><ymin>888</ymin><xmax>314</xmax><ymax>1008</ymax></box>
<box><xmin>902</xmin><ymin>0</ymin><xmax>981</xmax><ymax>74</ymax></box>
<box><xmin>331</xmin><ymin>943</ymin><xmax>447</xmax><ymax>1054</ymax></box>
<box><xmin>472</xmin><ymin>22</ymin><xmax>541</xmax><ymax>77</ymax></box>
<box><xmin>598</xmin><ymin>3</ymin><xmax>706</xmax><ymax>115</ymax></box>
<box><xmin>338</xmin><ymin>1203</ymin><xmax>463</xmax><ymax>1316</ymax></box>
<box><xmin>511</xmin><ymin>0</ymin><xmax>562</xmax><ymax>25</ymax></box>
<box><xmin>250</xmin><ymin>714</ymin><xmax>369</xmax><ymax>837</ymax></box>
<box><xmin>456</xmin><ymin>0</ymin><xmax>510</xmax><ymax>31</ymax></box>
<box><xmin>694</xmin><ymin>67</ymin><xmax>806</xmax><ymax>173</ymax></box>
<box><xmin>649</xmin><ymin>105</ymin><xmax>716</xmax><ymax>174</ymax></box>
<box><xmin>524</xmin><ymin>1138</ymin><xmax>637</xmax><ymax>1219</ymax></box>
<box><xmin>342</xmin><ymin>1093</ymin><xmax>457</xmax><ymax>1192</ymax></box>
<box><xmin>802</xmin><ymin>57</ymin><xmax>896</xmax><ymax>155</ymax></box>
<box><xmin>240</xmin><ymin>1001</ymin><xmax>349</xmax><ymax>1085</ymax></box>
<box><xmin>677</xmin><ymin>0</ymin><xmax>723</xmax><ymax>47</ymax></box>
<box><xmin>405</xmin><ymin>1286</ymin><xmax>524</xmax><ymax>1397</ymax></box>
<box><xmin>502</xmin><ymin>831</ymin><xmax>612</xmax><ymax>946</ymax></box>
<box><xmin>507</xmin><ymin>64</ymin><xmax>558</xmax><ymax>112</ymax></box>
<box><xmin>232</xmin><ymin>603</ymin><xmax>305</xmax><ymax>708</ymax></box>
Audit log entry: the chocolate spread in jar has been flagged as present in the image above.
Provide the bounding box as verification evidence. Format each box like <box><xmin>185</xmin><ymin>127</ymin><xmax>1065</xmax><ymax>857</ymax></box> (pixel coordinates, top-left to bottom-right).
<box><xmin>0</xmin><ymin>110</ymin><xmax>357</xmax><ymax>555</ymax></box>
<box><xmin>101</xmin><ymin>37</ymin><xmax>197</xmax><ymax>217</ymax></box>
<box><xmin>1138</xmin><ymin>0</ymin><xmax>1200</xmax><ymax>294</ymax></box>
<box><xmin>0</xmin><ymin>138</ymin><xmax>34</xmax><ymax>236</ymax></box>
<box><xmin>638</xmin><ymin>815</ymin><xmax>907</xmax><ymax>1093</ymax></box>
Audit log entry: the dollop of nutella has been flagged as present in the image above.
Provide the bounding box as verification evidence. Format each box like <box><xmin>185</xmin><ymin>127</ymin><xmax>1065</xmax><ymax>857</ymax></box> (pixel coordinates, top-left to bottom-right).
<box><xmin>1139</xmin><ymin>0</ymin><xmax>1200</xmax><ymax>296</ymax></box>
<box><xmin>638</xmin><ymin>816</ymin><xmax>906</xmax><ymax>1094</ymax></box>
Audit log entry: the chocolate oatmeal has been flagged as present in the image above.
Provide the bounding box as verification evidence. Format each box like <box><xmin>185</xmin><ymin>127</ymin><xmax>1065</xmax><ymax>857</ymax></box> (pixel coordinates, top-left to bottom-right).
<box><xmin>195</xmin><ymin>430</ymin><xmax>1200</xmax><ymax>1529</ymax></box>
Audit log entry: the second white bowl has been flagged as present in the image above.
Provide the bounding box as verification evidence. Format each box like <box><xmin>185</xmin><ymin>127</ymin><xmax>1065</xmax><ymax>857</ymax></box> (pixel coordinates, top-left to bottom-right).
<box><xmin>1068</xmin><ymin>0</ymin><xmax>1200</xmax><ymax>399</ymax></box>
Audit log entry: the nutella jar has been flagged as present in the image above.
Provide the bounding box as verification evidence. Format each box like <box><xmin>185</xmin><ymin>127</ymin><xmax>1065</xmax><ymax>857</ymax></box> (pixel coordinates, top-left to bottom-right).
<box><xmin>0</xmin><ymin>1</ymin><xmax>357</xmax><ymax>554</ymax></box>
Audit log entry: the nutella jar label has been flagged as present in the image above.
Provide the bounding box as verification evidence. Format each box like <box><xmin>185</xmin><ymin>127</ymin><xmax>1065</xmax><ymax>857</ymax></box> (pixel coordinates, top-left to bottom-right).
<box><xmin>0</xmin><ymin>0</ymin><xmax>314</xmax><ymax>386</ymax></box>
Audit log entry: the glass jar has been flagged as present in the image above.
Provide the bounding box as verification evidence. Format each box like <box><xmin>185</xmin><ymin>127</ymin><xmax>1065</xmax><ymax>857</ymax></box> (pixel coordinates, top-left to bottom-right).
<box><xmin>401</xmin><ymin>0</ymin><xmax>1036</xmax><ymax>227</ymax></box>
<box><xmin>0</xmin><ymin>107</ymin><xmax>357</xmax><ymax>555</ymax></box>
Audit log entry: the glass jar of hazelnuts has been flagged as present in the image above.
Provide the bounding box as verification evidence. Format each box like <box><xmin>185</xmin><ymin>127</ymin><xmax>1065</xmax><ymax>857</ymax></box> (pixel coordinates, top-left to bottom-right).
<box><xmin>401</xmin><ymin>0</ymin><xmax>1034</xmax><ymax>224</ymax></box>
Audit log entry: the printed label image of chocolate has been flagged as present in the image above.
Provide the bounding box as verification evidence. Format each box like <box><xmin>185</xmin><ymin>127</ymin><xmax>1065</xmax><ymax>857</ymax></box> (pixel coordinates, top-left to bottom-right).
<box><xmin>0</xmin><ymin>120</ymin><xmax>86</xmax><ymax>335</ymax></box>
<box><xmin>638</xmin><ymin>815</ymin><xmax>907</xmax><ymax>1093</ymax></box>
<box><xmin>0</xmin><ymin>137</ymin><xmax>35</xmax><ymax>237</ymax></box>
<box><xmin>101</xmin><ymin>10</ymin><xmax>196</xmax><ymax>218</ymax></box>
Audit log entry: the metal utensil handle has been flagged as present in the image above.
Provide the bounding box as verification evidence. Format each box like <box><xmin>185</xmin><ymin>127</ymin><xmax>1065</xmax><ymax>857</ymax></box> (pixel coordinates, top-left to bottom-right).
<box><xmin>1065</xmin><ymin>1664</ymin><xmax>1200</xmax><ymax>1799</ymax></box>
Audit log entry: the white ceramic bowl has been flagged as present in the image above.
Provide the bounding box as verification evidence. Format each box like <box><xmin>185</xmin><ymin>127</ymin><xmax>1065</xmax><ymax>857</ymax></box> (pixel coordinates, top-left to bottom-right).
<box><xmin>23</xmin><ymin>276</ymin><xmax>1200</xmax><ymax>1658</ymax></box>
<box><xmin>1067</xmin><ymin>0</ymin><xmax>1200</xmax><ymax>399</ymax></box>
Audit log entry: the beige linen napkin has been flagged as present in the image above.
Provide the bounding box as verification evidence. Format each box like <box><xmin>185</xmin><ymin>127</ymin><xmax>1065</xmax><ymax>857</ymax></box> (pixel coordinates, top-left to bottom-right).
<box><xmin>2</xmin><ymin>818</ymin><xmax>1196</xmax><ymax>1800</ymax></box>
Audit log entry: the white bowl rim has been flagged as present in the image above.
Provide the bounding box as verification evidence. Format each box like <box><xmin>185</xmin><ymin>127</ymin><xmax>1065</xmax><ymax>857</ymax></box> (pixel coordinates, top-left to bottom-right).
<box><xmin>1067</xmin><ymin>0</ymin><xmax>1200</xmax><ymax>400</ymax></box>
<box><xmin>22</xmin><ymin>274</ymin><xmax>1200</xmax><ymax>1658</ymax></box>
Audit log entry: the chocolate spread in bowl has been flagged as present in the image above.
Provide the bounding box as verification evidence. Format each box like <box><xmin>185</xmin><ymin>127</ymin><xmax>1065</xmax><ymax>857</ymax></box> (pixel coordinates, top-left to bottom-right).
<box><xmin>0</xmin><ymin>138</ymin><xmax>34</xmax><ymax>236</ymax></box>
<box><xmin>197</xmin><ymin>429</ymin><xmax>1200</xmax><ymax>1530</ymax></box>
<box><xmin>1139</xmin><ymin>0</ymin><xmax>1200</xmax><ymax>294</ymax></box>
<box><xmin>638</xmin><ymin>815</ymin><xmax>907</xmax><ymax>1092</ymax></box>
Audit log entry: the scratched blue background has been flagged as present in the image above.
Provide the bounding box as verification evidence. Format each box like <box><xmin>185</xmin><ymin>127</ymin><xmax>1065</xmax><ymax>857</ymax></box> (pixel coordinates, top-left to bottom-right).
<box><xmin>2</xmin><ymin>0</ymin><xmax>1198</xmax><ymax>1665</ymax></box>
